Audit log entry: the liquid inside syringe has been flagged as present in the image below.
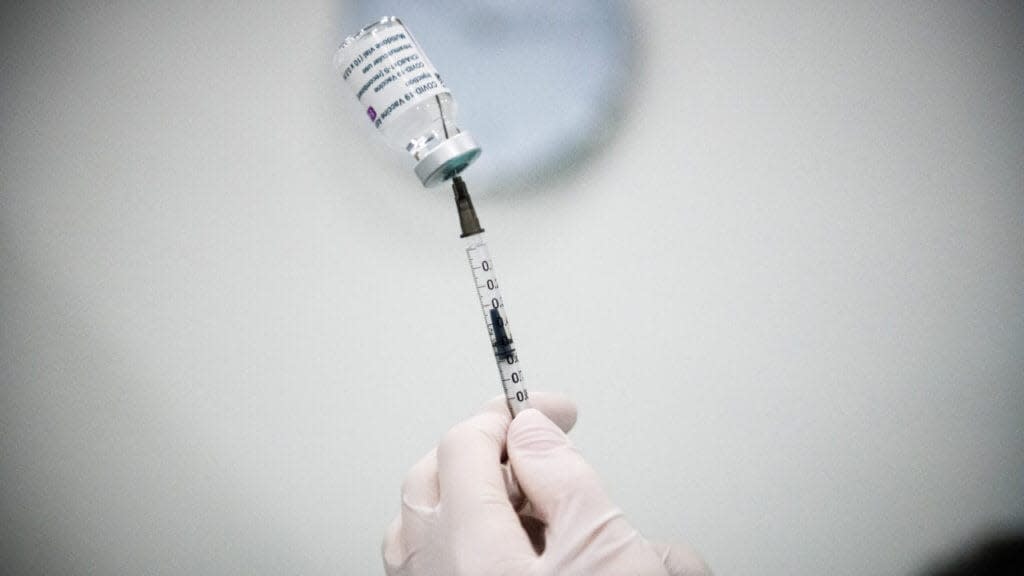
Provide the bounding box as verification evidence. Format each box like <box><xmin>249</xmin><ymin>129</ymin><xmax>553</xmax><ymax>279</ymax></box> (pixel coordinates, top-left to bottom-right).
<box><xmin>452</xmin><ymin>177</ymin><xmax>530</xmax><ymax>416</ymax></box>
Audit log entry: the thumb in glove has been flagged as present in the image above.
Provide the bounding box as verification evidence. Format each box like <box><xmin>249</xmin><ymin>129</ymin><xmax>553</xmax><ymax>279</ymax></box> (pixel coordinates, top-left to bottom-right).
<box><xmin>507</xmin><ymin>408</ymin><xmax>708</xmax><ymax>576</ymax></box>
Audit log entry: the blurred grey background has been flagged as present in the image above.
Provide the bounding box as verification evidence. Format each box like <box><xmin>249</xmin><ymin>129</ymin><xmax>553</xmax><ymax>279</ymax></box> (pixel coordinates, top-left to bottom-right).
<box><xmin>2</xmin><ymin>1</ymin><xmax>1022</xmax><ymax>574</ymax></box>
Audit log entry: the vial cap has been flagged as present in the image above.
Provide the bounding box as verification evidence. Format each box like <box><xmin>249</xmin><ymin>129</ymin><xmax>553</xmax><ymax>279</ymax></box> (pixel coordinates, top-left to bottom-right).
<box><xmin>414</xmin><ymin>132</ymin><xmax>482</xmax><ymax>187</ymax></box>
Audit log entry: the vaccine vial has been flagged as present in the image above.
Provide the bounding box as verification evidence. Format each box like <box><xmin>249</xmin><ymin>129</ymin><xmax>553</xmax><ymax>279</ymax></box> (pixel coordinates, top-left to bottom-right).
<box><xmin>335</xmin><ymin>17</ymin><xmax>481</xmax><ymax>187</ymax></box>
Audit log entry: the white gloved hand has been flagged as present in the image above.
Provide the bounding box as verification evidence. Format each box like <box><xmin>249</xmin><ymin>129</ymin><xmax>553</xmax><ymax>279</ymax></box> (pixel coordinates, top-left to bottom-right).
<box><xmin>382</xmin><ymin>393</ymin><xmax>708</xmax><ymax>576</ymax></box>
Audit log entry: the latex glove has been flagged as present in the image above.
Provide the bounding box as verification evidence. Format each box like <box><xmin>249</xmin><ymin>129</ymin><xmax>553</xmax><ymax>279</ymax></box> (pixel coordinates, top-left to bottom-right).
<box><xmin>383</xmin><ymin>394</ymin><xmax>708</xmax><ymax>576</ymax></box>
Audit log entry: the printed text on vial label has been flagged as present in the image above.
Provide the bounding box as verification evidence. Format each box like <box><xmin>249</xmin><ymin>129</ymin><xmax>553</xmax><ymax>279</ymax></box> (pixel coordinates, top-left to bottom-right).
<box><xmin>342</xmin><ymin>32</ymin><xmax>447</xmax><ymax>129</ymax></box>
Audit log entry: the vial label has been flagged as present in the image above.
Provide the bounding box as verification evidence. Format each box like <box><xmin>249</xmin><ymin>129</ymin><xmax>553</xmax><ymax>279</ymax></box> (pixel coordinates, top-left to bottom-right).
<box><xmin>338</xmin><ymin>21</ymin><xmax>448</xmax><ymax>130</ymax></box>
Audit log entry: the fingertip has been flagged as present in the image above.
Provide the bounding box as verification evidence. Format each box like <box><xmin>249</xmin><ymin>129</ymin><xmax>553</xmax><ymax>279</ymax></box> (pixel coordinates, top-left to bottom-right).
<box><xmin>518</xmin><ymin>405</ymin><xmax>560</xmax><ymax>422</ymax></box>
<box><xmin>508</xmin><ymin>408</ymin><xmax>568</xmax><ymax>452</ymax></box>
<box><xmin>533</xmin><ymin>392</ymin><xmax>578</xmax><ymax>433</ymax></box>
<box><xmin>400</xmin><ymin>448</ymin><xmax>439</xmax><ymax>509</ymax></box>
<box><xmin>651</xmin><ymin>541</ymin><xmax>711</xmax><ymax>576</ymax></box>
<box><xmin>437</xmin><ymin>411</ymin><xmax>508</xmax><ymax>465</ymax></box>
<box><xmin>481</xmin><ymin>392</ymin><xmax>578</xmax><ymax>433</ymax></box>
<box><xmin>508</xmin><ymin>406</ymin><xmax>547</xmax><ymax>428</ymax></box>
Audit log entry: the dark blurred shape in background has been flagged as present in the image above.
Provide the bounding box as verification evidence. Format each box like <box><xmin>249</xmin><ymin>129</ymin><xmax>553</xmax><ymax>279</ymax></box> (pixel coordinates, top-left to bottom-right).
<box><xmin>923</xmin><ymin>531</ymin><xmax>1024</xmax><ymax>576</ymax></box>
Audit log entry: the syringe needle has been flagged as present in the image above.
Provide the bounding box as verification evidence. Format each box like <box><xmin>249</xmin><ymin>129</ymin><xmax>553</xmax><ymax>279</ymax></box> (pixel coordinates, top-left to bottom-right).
<box><xmin>452</xmin><ymin>176</ymin><xmax>483</xmax><ymax>238</ymax></box>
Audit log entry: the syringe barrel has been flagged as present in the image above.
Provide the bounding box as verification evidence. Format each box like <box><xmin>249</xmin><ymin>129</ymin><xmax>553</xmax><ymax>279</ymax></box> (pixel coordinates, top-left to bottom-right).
<box><xmin>464</xmin><ymin>234</ymin><xmax>531</xmax><ymax>416</ymax></box>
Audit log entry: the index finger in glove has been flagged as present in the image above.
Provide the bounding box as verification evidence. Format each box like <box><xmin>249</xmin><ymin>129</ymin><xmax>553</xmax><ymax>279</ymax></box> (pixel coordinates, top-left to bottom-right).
<box><xmin>435</xmin><ymin>410</ymin><xmax>535</xmax><ymax>559</ymax></box>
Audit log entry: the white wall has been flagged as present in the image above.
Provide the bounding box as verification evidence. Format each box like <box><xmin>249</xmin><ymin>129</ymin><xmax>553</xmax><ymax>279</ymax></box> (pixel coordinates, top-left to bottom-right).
<box><xmin>1</xmin><ymin>1</ymin><xmax>1021</xmax><ymax>574</ymax></box>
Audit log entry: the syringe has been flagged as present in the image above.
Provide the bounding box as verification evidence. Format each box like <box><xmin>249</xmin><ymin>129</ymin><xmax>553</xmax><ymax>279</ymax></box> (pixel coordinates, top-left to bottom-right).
<box><xmin>335</xmin><ymin>17</ymin><xmax>528</xmax><ymax>416</ymax></box>
<box><xmin>452</xmin><ymin>177</ymin><xmax>530</xmax><ymax>416</ymax></box>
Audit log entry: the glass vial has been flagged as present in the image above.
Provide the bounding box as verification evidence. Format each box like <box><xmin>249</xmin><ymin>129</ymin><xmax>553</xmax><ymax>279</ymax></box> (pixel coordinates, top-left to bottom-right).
<box><xmin>335</xmin><ymin>17</ymin><xmax>481</xmax><ymax>187</ymax></box>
